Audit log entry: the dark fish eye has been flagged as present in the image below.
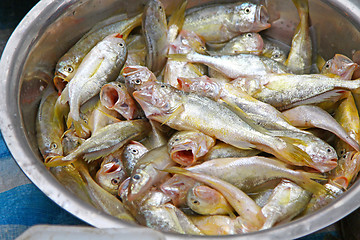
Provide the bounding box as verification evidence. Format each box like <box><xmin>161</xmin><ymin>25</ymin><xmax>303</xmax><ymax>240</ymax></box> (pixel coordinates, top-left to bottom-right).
<box><xmin>133</xmin><ymin>174</ymin><xmax>141</xmax><ymax>180</ymax></box>
<box><xmin>343</xmin><ymin>154</ymin><xmax>347</xmax><ymax>159</ymax></box>
<box><xmin>50</xmin><ymin>142</ymin><xmax>57</xmax><ymax>149</ymax></box>
<box><xmin>244</xmin><ymin>7</ymin><xmax>251</xmax><ymax>14</ymax></box>
<box><xmin>274</xmin><ymin>54</ymin><xmax>280</xmax><ymax>58</ymax></box>
<box><xmin>340</xmin><ymin>150</ymin><xmax>344</xmax><ymax>155</ymax></box>
<box><xmin>119</xmin><ymin>43</ymin><xmax>124</xmax><ymax>47</ymax></box>
<box><xmin>134</xmin><ymin>79</ymin><xmax>142</xmax><ymax>85</ymax></box>
<box><xmin>159</xmin><ymin>6</ymin><xmax>162</xmax><ymax>10</ymax></box>
<box><xmin>65</xmin><ymin>65</ymin><xmax>74</xmax><ymax>73</ymax></box>
<box><xmin>325</xmin><ymin>63</ymin><xmax>331</xmax><ymax>69</ymax></box>
<box><xmin>174</xmin><ymin>138</ymin><xmax>180</xmax><ymax>141</ymax></box>
<box><xmin>246</xmin><ymin>33</ymin><xmax>253</xmax><ymax>37</ymax></box>
<box><xmin>160</xmin><ymin>84</ymin><xmax>165</xmax><ymax>88</ymax></box>
<box><xmin>131</xmin><ymin>148</ymin><xmax>139</xmax><ymax>154</ymax></box>
<box><xmin>193</xmin><ymin>200</ymin><xmax>199</xmax><ymax>204</ymax></box>
<box><xmin>111</xmin><ymin>178</ymin><xmax>120</xmax><ymax>185</ymax></box>
<box><xmin>326</xmin><ymin>148</ymin><xmax>332</xmax><ymax>153</ymax></box>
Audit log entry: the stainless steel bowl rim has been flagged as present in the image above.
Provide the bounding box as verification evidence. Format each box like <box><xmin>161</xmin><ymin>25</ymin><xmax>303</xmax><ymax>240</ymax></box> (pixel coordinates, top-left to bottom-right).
<box><xmin>1</xmin><ymin>0</ymin><xmax>360</xmax><ymax>239</ymax></box>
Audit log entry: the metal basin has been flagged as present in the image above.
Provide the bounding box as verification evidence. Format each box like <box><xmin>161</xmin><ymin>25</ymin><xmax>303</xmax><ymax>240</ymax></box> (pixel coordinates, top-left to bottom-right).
<box><xmin>1</xmin><ymin>0</ymin><xmax>360</xmax><ymax>239</ymax></box>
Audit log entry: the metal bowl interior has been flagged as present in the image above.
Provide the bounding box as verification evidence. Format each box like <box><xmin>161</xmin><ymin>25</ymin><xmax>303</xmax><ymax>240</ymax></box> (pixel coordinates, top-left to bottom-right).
<box><xmin>1</xmin><ymin>0</ymin><xmax>360</xmax><ymax>239</ymax></box>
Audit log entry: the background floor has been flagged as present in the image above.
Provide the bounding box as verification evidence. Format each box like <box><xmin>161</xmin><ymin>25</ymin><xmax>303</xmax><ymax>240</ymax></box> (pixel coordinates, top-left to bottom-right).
<box><xmin>0</xmin><ymin>0</ymin><xmax>357</xmax><ymax>239</ymax></box>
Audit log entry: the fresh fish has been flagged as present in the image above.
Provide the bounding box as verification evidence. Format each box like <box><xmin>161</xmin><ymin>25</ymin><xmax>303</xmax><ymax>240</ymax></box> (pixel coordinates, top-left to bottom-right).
<box><xmin>132</xmin><ymin>81</ymin><xmax>313</xmax><ymax>167</ymax></box>
<box><xmin>124</xmin><ymin>34</ymin><xmax>146</xmax><ymax>67</ymax></box>
<box><xmin>182</xmin><ymin>2</ymin><xmax>270</xmax><ymax>43</ymax></box>
<box><xmin>177</xmin><ymin>76</ymin><xmax>302</xmax><ymax>131</ymax></box>
<box><xmin>187</xmin><ymin>156</ymin><xmax>326</xmax><ymax>194</ymax></box>
<box><xmin>45</xmin><ymin>119</ymin><xmax>150</xmax><ymax>167</ymax></box>
<box><xmin>87</xmin><ymin>101</ymin><xmax>121</xmax><ymax>135</ymax></box>
<box><xmin>164</xmin><ymin>167</ymin><xmax>265</xmax><ymax>231</ymax></box>
<box><xmin>95</xmin><ymin>149</ymin><xmax>127</xmax><ymax>195</ymax></box>
<box><xmin>187</xmin><ymin>184</ymin><xmax>235</xmax><ymax>217</ymax></box>
<box><xmin>190</xmin><ymin>215</ymin><xmax>239</xmax><ymax>235</ymax></box>
<box><xmin>207</xmin><ymin>32</ymin><xmax>264</xmax><ymax>56</ymax></box>
<box><xmin>119</xmin><ymin>179</ymin><xmax>202</xmax><ymax>234</ymax></box>
<box><xmin>36</xmin><ymin>88</ymin><xmax>64</xmax><ymax>161</ymax></box>
<box><xmin>282</xmin><ymin>105</ymin><xmax>360</xmax><ymax>151</ymax></box>
<box><xmin>142</xmin><ymin>0</ymin><xmax>169</xmax><ymax>75</ymax></box>
<box><xmin>122</xmin><ymin>141</ymin><xmax>149</xmax><ymax>176</ymax></box>
<box><xmin>250</xmin><ymin>189</ymin><xmax>274</xmax><ymax>208</ymax></box>
<box><xmin>285</xmin><ymin>0</ymin><xmax>312</xmax><ymax>74</ymax></box>
<box><xmin>303</xmin><ymin>183</ymin><xmax>343</xmax><ymax>214</ymax></box>
<box><xmin>321</xmin><ymin>54</ymin><xmax>359</xmax><ymax>80</ymax></box>
<box><xmin>168</xmin><ymin>130</ymin><xmax>215</xmax><ymax>166</ymax></box>
<box><xmin>54</xmin><ymin>13</ymin><xmax>142</xmax><ymax>87</ymax></box>
<box><xmin>202</xmin><ymin>142</ymin><xmax>260</xmax><ymax>161</ymax></box>
<box><xmin>232</xmin><ymin>73</ymin><xmax>360</xmax><ymax>110</ymax></box>
<box><xmin>261</xmin><ymin>37</ymin><xmax>288</xmax><ymax>63</ymax></box>
<box><xmin>100</xmin><ymin>81</ymin><xmax>144</xmax><ymax>120</ymax></box>
<box><xmin>261</xmin><ymin>180</ymin><xmax>311</xmax><ymax>229</ymax></box>
<box><xmin>164</xmin><ymin>30</ymin><xmax>207</xmax><ymax>88</ymax></box>
<box><xmin>329</xmin><ymin>151</ymin><xmax>360</xmax><ymax>189</ymax></box>
<box><xmin>168</xmin><ymin>51</ymin><xmax>290</xmax><ymax>79</ymax></box>
<box><xmin>160</xmin><ymin>174</ymin><xmax>197</xmax><ymax>207</ymax></box>
<box><xmin>60</xmin><ymin>33</ymin><xmax>127</xmax><ymax>137</ymax></box>
<box><xmin>269</xmin><ymin>129</ymin><xmax>338</xmax><ymax>173</ymax></box>
<box><xmin>331</xmin><ymin>91</ymin><xmax>360</xmax><ymax>188</ymax></box>
<box><xmin>127</xmin><ymin>145</ymin><xmax>176</xmax><ymax>201</ymax></box>
<box><xmin>123</xmin><ymin>65</ymin><xmax>157</xmax><ymax>93</ymax></box>
<box><xmin>71</xmin><ymin>160</ymin><xmax>135</xmax><ymax>222</ymax></box>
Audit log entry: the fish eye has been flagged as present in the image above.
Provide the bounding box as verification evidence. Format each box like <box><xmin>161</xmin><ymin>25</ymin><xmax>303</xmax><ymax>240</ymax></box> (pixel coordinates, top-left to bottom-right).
<box><xmin>326</xmin><ymin>148</ymin><xmax>332</xmax><ymax>153</ymax></box>
<box><xmin>111</xmin><ymin>178</ymin><xmax>120</xmax><ymax>185</ymax></box>
<box><xmin>64</xmin><ymin>65</ymin><xmax>74</xmax><ymax>73</ymax></box>
<box><xmin>246</xmin><ymin>33</ymin><xmax>253</xmax><ymax>37</ymax></box>
<box><xmin>134</xmin><ymin>79</ymin><xmax>142</xmax><ymax>85</ymax></box>
<box><xmin>274</xmin><ymin>54</ymin><xmax>280</xmax><ymax>58</ymax></box>
<box><xmin>244</xmin><ymin>7</ymin><xmax>251</xmax><ymax>14</ymax></box>
<box><xmin>133</xmin><ymin>174</ymin><xmax>141</xmax><ymax>180</ymax></box>
<box><xmin>159</xmin><ymin>6</ymin><xmax>162</xmax><ymax>10</ymax></box>
<box><xmin>131</xmin><ymin>148</ymin><xmax>139</xmax><ymax>154</ymax></box>
<box><xmin>119</xmin><ymin>43</ymin><xmax>124</xmax><ymax>47</ymax></box>
<box><xmin>193</xmin><ymin>200</ymin><xmax>199</xmax><ymax>205</ymax></box>
<box><xmin>325</xmin><ymin>63</ymin><xmax>331</xmax><ymax>69</ymax></box>
<box><xmin>50</xmin><ymin>142</ymin><xmax>58</xmax><ymax>149</ymax></box>
<box><xmin>200</xmin><ymin>46</ymin><xmax>206</xmax><ymax>50</ymax></box>
<box><xmin>160</xmin><ymin>84</ymin><xmax>165</xmax><ymax>88</ymax></box>
<box><xmin>343</xmin><ymin>154</ymin><xmax>347</xmax><ymax>159</ymax></box>
<box><xmin>174</xmin><ymin>138</ymin><xmax>180</xmax><ymax>141</ymax></box>
<box><xmin>340</xmin><ymin>149</ymin><xmax>344</xmax><ymax>155</ymax></box>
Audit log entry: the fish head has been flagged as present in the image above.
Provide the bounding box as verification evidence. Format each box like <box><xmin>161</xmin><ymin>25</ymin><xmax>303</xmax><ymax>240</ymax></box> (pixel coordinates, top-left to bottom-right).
<box><xmin>43</xmin><ymin>139</ymin><xmax>64</xmax><ymax>161</ymax></box>
<box><xmin>95</xmin><ymin>159</ymin><xmax>127</xmax><ymax>195</ymax></box>
<box><xmin>304</xmin><ymin>140</ymin><xmax>338</xmax><ymax>173</ymax></box>
<box><xmin>127</xmin><ymin>166</ymin><xmax>154</xmax><ymax>201</ymax></box>
<box><xmin>177</xmin><ymin>30</ymin><xmax>207</xmax><ymax>54</ymax></box>
<box><xmin>123</xmin><ymin>65</ymin><xmax>157</xmax><ymax>92</ymax></box>
<box><xmin>54</xmin><ymin>59</ymin><xmax>77</xmax><ymax>91</ymax></box>
<box><xmin>231</xmin><ymin>32</ymin><xmax>264</xmax><ymax>55</ymax></box>
<box><xmin>177</xmin><ymin>76</ymin><xmax>221</xmax><ymax>100</ymax></box>
<box><xmin>160</xmin><ymin>174</ymin><xmax>196</xmax><ymax>206</ymax></box>
<box><xmin>118</xmin><ymin>177</ymin><xmax>132</xmax><ymax>205</ymax></box>
<box><xmin>100</xmin><ymin>82</ymin><xmax>137</xmax><ymax>120</ymax></box>
<box><xmin>321</xmin><ymin>54</ymin><xmax>359</xmax><ymax>80</ymax></box>
<box><xmin>187</xmin><ymin>184</ymin><xmax>220</xmax><ymax>214</ymax></box>
<box><xmin>331</xmin><ymin>151</ymin><xmax>360</xmax><ymax>189</ymax></box>
<box><xmin>101</xmin><ymin>33</ymin><xmax>128</xmax><ymax>64</ymax></box>
<box><xmin>132</xmin><ymin>82</ymin><xmax>181</xmax><ymax>119</ymax></box>
<box><xmin>230</xmin><ymin>3</ymin><xmax>270</xmax><ymax>34</ymax></box>
<box><xmin>123</xmin><ymin>141</ymin><xmax>148</xmax><ymax>164</ymax></box>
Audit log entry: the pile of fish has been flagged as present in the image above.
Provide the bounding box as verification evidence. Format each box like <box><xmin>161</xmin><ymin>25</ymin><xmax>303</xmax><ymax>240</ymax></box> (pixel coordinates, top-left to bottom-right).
<box><xmin>36</xmin><ymin>0</ymin><xmax>360</xmax><ymax>235</ymax></box>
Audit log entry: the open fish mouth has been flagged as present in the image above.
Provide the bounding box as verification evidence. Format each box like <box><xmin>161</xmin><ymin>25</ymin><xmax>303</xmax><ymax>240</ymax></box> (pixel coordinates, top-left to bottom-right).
<box><xmin>256</xmin><ymin>5</ymin><xmax>271</xmax><ymax>30</ymax></box>
<box><xmin>53</xmin><ymin>73</ymin><xmax>68</xmax><ymax>93</ymax></box>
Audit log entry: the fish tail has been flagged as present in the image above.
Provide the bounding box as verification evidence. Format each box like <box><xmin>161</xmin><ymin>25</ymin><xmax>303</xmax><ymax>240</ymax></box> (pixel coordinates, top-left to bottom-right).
<box><xmin>274</xmin><ymin>136</ymin><xmax>313</xmax><ymax>167</ymax></box>
<box><xmin>67</xmin><ymin>114</ymin><xmax>91</xmax><ymax>138</ymax></box>
<box><xmin>298</xmin><ymin>171</ymin><xmax>327</xmax><ymax>194</ymax></box>
<box><xmin>168</xmin><ymin>0</ymin><xmax>187</xmax><ymax>30</ymax></box>
<box><xmin>292</xmin><ymin>0</ymin><xmax>309</xmax><ymax>16</ymax></box>
<box><xmin>121</xmin><ymin>13</ymin><xmax>143</xmax><ymax>40</ymax></box>
<box><xmin>44</xmin><ymin>155</ymin><xmax>75</xmax><ymax>167</ymax></box>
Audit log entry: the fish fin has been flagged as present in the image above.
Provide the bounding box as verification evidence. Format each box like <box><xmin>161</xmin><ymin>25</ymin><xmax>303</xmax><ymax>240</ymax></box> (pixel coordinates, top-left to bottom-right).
<box><xmin>186</xmin><ymin>63</ymin><xmax>204</xmax><ymax>77</ymax></box>
<box><xmin>275</xmin><ymin>136</ymin><xmax>313</xmax><ymax>167</ymax></box>
<box><xmin>276</xmin><ymin>135</ymin><xmax>308</xmax><ymax>147</ymax></box>
<box><xmin>317</xmin><ymin>55</ymin><xmax>326</xmax><ymax>71</ymax></box>
<box><xmin>292</xmin><ymin>0</ymin><xmax>309</xmax><ymax>16</ymax></box>
<box><xmin>167</xmin><ymin>53</ymin><xmax>189</xmax><ymax>62</ymax></box>
<box><xmin>59</xmin><ymin>85</ymin><xmax>69</xmax><ymax>104</ymax></box>
<box><xmin>121</xmin><ymin>13</ymin><xmax>143</xmax><ymax>40</ymax></box>
<box><xmin>67</xmin><ymin>115</ymin><xmax>91</xmax><ymax>138</ymax></box>
<box><xmin>220</xmin><ymin>99</ymin><xmax>269</xmax><ymax>134</ymax></box>
<box><xmin>44</xmin><ymin>155</ymin><xmax>75</xmax><ymax>167</ymax></box>
<box><xmin>162</xmin><ymin>104</ymin><xmax>185</xmax><ymax>126</ymax></box>
<box><xmin>168</xmin><ymin>0</ymin><xmax>187</xmax><ymax>30</ymax></box>
<box><xmin>298</xmin><ymin>171</ymin><xmax>327</xmax><ymax>194</ymax></box>
<box><xmin>97</xmin><ymin>108</ymin><xmax>122</xmax><ymax>123</ymax></box>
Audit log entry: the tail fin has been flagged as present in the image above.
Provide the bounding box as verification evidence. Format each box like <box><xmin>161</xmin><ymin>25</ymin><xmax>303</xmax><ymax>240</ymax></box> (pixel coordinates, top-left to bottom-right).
<box><xmin>168</xmin><ymin>0</ymin><xmax>187</xmax><ymax>30</ymax></box>
<box><xmin>297</xmin><ymin>171</ymin><xmax>327</xmax><ymax>194</ymax></box>
<box><xmin>44</xmin><ymin>155</ymin><xmax>75</xmax><ymax>167</ymax></box>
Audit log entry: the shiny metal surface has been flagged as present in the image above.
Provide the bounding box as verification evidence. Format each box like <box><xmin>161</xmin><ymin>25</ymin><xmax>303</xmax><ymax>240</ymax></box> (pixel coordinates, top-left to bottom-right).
<box><xmin>0</xmin><ymin>0</ymin><xmax>360</xmax><ymax>239</ymax></box>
